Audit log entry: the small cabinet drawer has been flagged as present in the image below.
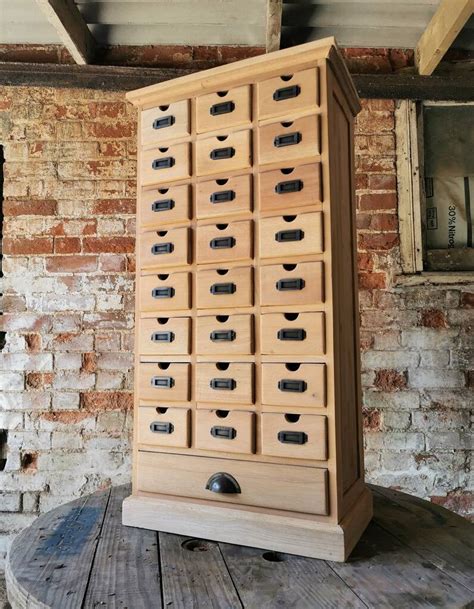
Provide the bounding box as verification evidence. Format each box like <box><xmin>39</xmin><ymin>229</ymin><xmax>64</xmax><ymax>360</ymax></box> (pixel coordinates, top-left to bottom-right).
<box><xmin>139</xmin><ymin>361</ymin><xmax>191</xmax><ymax>402</ymax></box>
<box><xmin>196</xmin><ymin>362</ymin><xmax>254</xmax><ymax>405</ymax></box>
<box><xmin>262</xmin><ymin>363</ymin><xmax>326</xmax><ymax>408</ymax></box>
<box><xmin>139</xmin><ymin>272</ymin><xmax>191</xmax><ymax>313</ymax></box>
<box><xmin>141</xmin><ymin>100</ymin><xmax>190</xmax><ymax>146</ymax></box>
<box><xmin>258</xmin><ymin>115</ymin><xmax>319</xmax><ymax>166</ymax></box>
<box><xmin>137</xmin><ymin>451</ymin><xmax>329</xmax><ymax>515</ymax></box>
<box><xmin>196</xmin><ymin>86</ymin><xmax>251</xmax><ymax>133</ymax></box>
<box><xmin>258</xmin><ymin>163</ymin><xmax>322</xmax><ymax>212</ymax></box>
<box><xmin>138</xmin><ymin>406</ymin><xmax>190</xmax><ymax>448</ymax></box>
<box><xmin>261</xmin><ymin>413</ymin><xmax>327</xmax><ymax>460</ymax></box>
<box><xmin>141</xmin><ymin>143</ymin><xmax>191</xmax><ymax>186</ymax></box>
<box><xmin>257</xmin><ymin>69</ymin><xmax>318</xmax><ymax>119</ymax></box>
<box><xmin>196</xmin><ymin>130</ymin><xmax>251</xmax><ymax>176</ymax></box>
<box><xmin>197</xmin><ymin>266</ymin><xmax>253</xmax><ymax>309</ymax></box>
<box><xmin>260</xmin><ymin>262</ymin><xmax>324</xmax><ymax>306</ymax></box>
<box><xmin>195</xmin><ymin>409</ymin><xmax>255</xmax><ymax>454</ymax></box>
<box><xmin>196</xmin><ymin>220</ymin><xmax>253</xmax><ymax>265</ymax></box>
<box><xmin>140</xmin><ymin>227</ymin><xmax>190</xmax><ymax>271</ymax></box>
<box><xmin>196</xmin><ymin>314</ymin><xmax>253</xmax><ymax>355</ymax></box>
<box><xmin>259</xmin><ymin>212</ymin><xmax>323</xmax><ymax>259</ymax></box>
<box><xmin>261</xmin><ymin>312</ymin><xmax>325</xmax><ymax>355</ymax></box>
<box><xmin>140</xmin><ymin>184</ymin><xmax>191</xmax><ymax>228</ymax></box>
<box><xmin>139</xmin><ymin>317</ymin><xmax>191</xmax><ymax>355</ymax></box>
<box><xmin>196</xmin><ymin>174</ymin><xmax>252</xmax><ymax>219</ymax></box>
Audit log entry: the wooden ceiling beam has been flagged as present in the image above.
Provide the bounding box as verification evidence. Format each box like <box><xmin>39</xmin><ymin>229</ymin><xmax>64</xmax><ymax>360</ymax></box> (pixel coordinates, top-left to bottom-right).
<box><xmin>34</xmin><ymin>0</ymin><xmax>96</xmax><ymax>65</ymax></box>
<box><xmin>415</xmin><ymin>0</ymin><xmax>474</xmax><ymax>75</ymax></box>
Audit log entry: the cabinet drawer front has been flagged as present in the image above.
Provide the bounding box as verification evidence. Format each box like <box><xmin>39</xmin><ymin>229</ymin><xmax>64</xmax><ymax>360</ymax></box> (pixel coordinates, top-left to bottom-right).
<box><xmin>257</xmin><ymin>69</ymin><xmax>318</xmax><ymax>120</ymax></box>
<box><xmin>196</xmin><ymin>314</ymin><xmax>253</xmax><ymax>355</ymax></box>
<box><xmin>140</xmin><ymin>227</ymin><xmax>190</xmax><ymax>271</ymax></box>
<box><xmin>262</xmin><ymin>363</ymin><xmax>326</xmax><ymax>408</ymax></box>
<box><xmin>140</xmin><ymin>184</ymin><xmax>191</xmax><ymax>228</ymax></box>
<box><xmin>195</xmin><ymin>409</ymin><xmax>255</xmax><ymax>454</ymax></box>
<box><xmin>137</xmin><ymin>451</ymin><xmax>328</xmax><ymax>515</ymax></box>
<box><xmin>196</xmin><ymin>130</ymin><xmax>251</xmax><ymax>176</ymax></box>
<box><xmin>141</xmin><ymin>143</ymin><xmax>191</xmax><ymax>186</ymax></box>
<box><xmin>261</xmin><ymin>312</ymin><xmax>325</xmax><ymax>355</ymax></box>
<box><xmin>196</xmin><ymin>362</ymin><xmax>254</xmax><ymax>405</ymax></box>
<box><xmin>196</xmin><ymin>86</ymin><xmax>251</xmax><ymax>133</ymax></box>
<box><xmin>258</xmin><ymin>163</ymin><xmax>322</xmax><ymax>212</ymax></box>
<box><xmin>258</xmin><ymin>115</ymin><xmax>319</xmax><ymax>166</ymax></box>
<box><xmin>138</xmin><ymin>406</ymin><xmax>190</xmax><ymax>448</ymax></box>
<box><xmin>139</xmin><ymin>272</ymin><xmax>191</xmax><ymax>313</ymax></box>
<box><xmin>261</xmin><ymin>413</ymin><xmax>327</xmax><ymax>460</ymax></box>
<box><xmin>139</xmin><ymin>362</ymin><xmax>191</xmax><ymax>402</ymax></box>
<box><xmin>259</xmin><ymin>212</ymin><xmax>323</xmax><ymax>259</ymax></box>
<box><xmin>260</xmin><ymin>262</ymin><xmax>324</xmax><ymax>306</ymax></box>
<box><xmin>197</xmin><ymin>266</ymin><xmax>253</xmax><ymax>309</ymax></box>
<box><xmin>196</xmin><ymin>220</ymin><xmax>253</xmax><ymax>265</ymax></box>
<box><xmin>196</xmin><ymin>174</ymin><xmax>252</xmax><ymax>219</ymax></box>
<box><xmin>139</xmin><ymin>317</ymin><xmax>191</xmax><ymax>355</ymax></box>
<box><xmin>141</xmin><ymin>100</ymin><xmax>190</xmax><ymax>146</ymax></box>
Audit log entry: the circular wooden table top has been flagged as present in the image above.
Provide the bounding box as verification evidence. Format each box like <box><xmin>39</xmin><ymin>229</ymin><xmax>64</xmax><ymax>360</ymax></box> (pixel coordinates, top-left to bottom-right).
<box><xmin>6</xmin><ymin>484</ymin><xmax>474</xmax><ymax>609</ymax></box>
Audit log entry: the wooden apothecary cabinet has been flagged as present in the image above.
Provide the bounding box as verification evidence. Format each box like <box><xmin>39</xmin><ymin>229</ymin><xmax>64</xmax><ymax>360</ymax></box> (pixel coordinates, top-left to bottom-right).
<box><xmin>123</xmin><ymin>37</ymin><xmax>372</xmax><ymax>561</ymax></box>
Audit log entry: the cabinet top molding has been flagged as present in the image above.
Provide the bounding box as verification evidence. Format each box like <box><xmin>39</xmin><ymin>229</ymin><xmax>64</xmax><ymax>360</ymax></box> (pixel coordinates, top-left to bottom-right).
<box><xmin>125</xmin><ymin>37</ymin><xmax>360</xmax><ymax>116</ymax></box>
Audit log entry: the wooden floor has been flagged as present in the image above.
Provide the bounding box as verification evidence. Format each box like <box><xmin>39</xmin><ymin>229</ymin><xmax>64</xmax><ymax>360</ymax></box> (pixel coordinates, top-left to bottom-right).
<box><xmin>6</xmin><ymin>484</ymin><xmax>474</xmax><ymax>609</ymax></box>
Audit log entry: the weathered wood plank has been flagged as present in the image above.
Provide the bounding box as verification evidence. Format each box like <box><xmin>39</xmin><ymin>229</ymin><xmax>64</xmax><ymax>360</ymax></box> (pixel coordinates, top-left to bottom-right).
<box><xmin>266</xmin><ymin>0</ymin><xmax>283</xmax><ymax>52</ymax></box>
<box><xmin>159</xmin><ymin>534</ymin><xmax>242</xmax><ymax>609</ymax></box>
<box><xmin>83</xmin><ymin>485</ymin><xmax>162</xmax><ymax>609</ymax></box>
<box><xmin>219</xmin><ymin>542</ymin><xmax>368</xmax><ymax>608</ymax></box>
<box><xmin>372</xmin><ymin>486</ymin><xmax>474</xmax><ymax>591</ymax></box>
<box><xmin>329</xmin><ymin>519</ymin><xmax>474</xmax><ymax>608</ymax></box>
<box><xmin>6</xmin><ymin>489</ymin><xmax>110</xmax><ymax>609</ymax></box>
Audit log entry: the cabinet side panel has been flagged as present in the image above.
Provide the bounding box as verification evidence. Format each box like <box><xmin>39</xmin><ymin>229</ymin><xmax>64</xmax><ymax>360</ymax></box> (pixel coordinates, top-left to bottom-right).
<box><xmin>327</xmin><ymin>71</ymin><xmax>363</xmax><ymax>500</ymax></box>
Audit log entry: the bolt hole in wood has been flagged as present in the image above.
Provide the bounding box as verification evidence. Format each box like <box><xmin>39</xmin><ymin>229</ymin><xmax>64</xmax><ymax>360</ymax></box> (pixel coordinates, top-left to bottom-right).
<box><xmin>181</xmin><ymin>539</ymin><xmax>210</xmax><ymax>553</ymax></box>
<box><xmin>262</xmin><ymin>551</ymin><xmax>285</xmax><ymax>562</ymax></box>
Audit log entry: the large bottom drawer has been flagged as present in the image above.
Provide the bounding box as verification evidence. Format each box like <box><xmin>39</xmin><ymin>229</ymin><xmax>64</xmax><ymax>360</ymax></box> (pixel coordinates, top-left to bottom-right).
<box><xmin>136</xmin><ymin>451</ymin><xmax>328</xmax><ymax>515</ymax></box>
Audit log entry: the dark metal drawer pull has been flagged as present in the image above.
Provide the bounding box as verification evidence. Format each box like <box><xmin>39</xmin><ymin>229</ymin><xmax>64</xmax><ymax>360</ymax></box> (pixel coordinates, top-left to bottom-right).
<box><xmin>151</xmin><ymin>376</ymin><xmax>174</xmax><ymax>389</ymax></box>
<box><xmin>151</xmin><ymin>242</ymin><xmax>174</xmax><ymax>255</ymax></box>
<box><xmin>276</xmin><ymin>278</ymin><xmax>305</xmax><ymax>291</ymax></box>
<box><xmin>153</xmin><ymin>116</ymin><xmax>175</xmax><ymax>130</ymax></box>
<box><xmin>210</xmin><ymin>330</ymin><xmax>236</xmax><ymax>342</ymax></box>
<box><xmin>278</xmin><ymin>379</ymin><xmax>307</xmax><ymax>393</ymax></box>
<box><xmin>210</xmin><ymin>236</ymin><xmax>235</xmax><ymax>250</ymax></box>
<box><xmin>275</xmin><ymin>179</ymin><xmax>303</xmax><ymax>194</ymax></box>
<box><xmin>277</xmin><ymin>328</ymin><xmax>306</xmax><ymax>341</ymax></box>
<box><xmin>151</xmin><ymin>331</ymin><xmax>175</xmax><ymax>343</ymax></box>
<box><xmin>211</xmin><ymin>426</ymin><xmax>237</xmax><ymax>440</ymax></box>
<box><xmin>210</xmin><ymin>189</ymin><xmax>235</xmax><ymax>204</ymax></box>
<box><xmin>152</xmin><ymin>157</ymin><xmax>175</xmax><ymax>170</ymax></box>
<box><xmin>275</xmin><ymin>229</ymin><xmax>304</xmax><ymax>243</ymax></box>
<box><xmin>210</xmin><ymin>378</ymin><xmax>236</xmax><ymax>391</ymax></box>
<box><xmin>152</xmin><ymin>287</ymin><xmax>174</xmax><ymax>299</ymax></box>
<box><xmin>150</xmin><ymin>421</ymin><xmax>174</xmax><ymax>434</ymax></box>
<box><xmin>210</xmin><ymin>282</ymin><xmax>236</xmax><ymax>295</ymax></box>
<box><xmin>273</xmin><ymin>84</ymin><xmax>301</xmax><ymax>101</ymax></box>
<box><xmin>152</xmin><ymin>198</ymin><xmax>175</xmax><ymax>213</ymax></box>
<box><xmin>210</xmin><ymin>147</ymin><xmax>235</xmax><ymax>160</ymax></box>
<box><xmin>206</xmin><ymin>472</ymin><xmax>241</xmax><ymax>494</ymax></box>
<box><xmin>278</xmin><ymin>430</ymin><xmax>308</xmax><ymax>445</ymax></box>
<box><xmin>210</xmin><ymin>101</ymin><xmax>235</xmax><ymax>116</ymax></box>
<box><xmin>274</xmin><ymin>132</ymin><xmax>302</xmax><ymax>148</ymax></box>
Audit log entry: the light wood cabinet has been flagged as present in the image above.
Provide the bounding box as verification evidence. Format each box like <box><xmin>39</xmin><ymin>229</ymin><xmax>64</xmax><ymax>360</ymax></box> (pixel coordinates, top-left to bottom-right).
<box><xmin>124</xmin><ymin>38</ymin><xmax>372</xmax><ymax>562</ymax></box>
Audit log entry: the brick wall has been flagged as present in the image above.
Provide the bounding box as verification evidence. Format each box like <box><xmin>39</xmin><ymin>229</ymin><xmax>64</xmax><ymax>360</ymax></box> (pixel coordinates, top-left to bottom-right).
<box><xmin>0</xmin><ymin>84</ymin><xmax>472</xmax><ymax>566</ymax></box>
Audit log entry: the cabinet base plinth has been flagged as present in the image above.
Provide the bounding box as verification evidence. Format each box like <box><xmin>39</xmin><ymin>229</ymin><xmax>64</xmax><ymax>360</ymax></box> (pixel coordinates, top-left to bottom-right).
<box><xmin>122</xmin><ymin>486</ymin><xmax>372</xmax><ymax>562</ymax></box>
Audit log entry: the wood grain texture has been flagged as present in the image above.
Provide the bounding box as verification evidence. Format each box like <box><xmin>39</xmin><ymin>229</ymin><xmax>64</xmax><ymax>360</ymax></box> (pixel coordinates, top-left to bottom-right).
<box><xmin>141</xmin><ymin>142</ymin><xmax>191</xmax><ymax>186</ymax></box>
<box><xmin>138</xmin><ymin>361</ymin><xmax>191</xmax><ymax>402</ymax></box>
<box><xmin>195</xmin><ymin>409</ymin><xmax>255</xmax><ymax>454</ymax></box>
<box><xmin>258</xmin><ymin>113</ymin><xmax>320</xmax><ymax>166</ymax></box>
<box><xmin>257</xmin><ymin>68</ymin><xmax>319</xmax><ymax>120</ymax></box>
<box><xmin>141</xmin><ymin>99</ymin><xmax>190</xmax><ymax>146</ymax></box>
<box><xmin>138</xmin><ymin>405</ymin><xmax>191</xmax><ymax>448</ymax></box>
<box><xmin>139</xmin><ymin>316</ymin><xmax>191</xmax><ymax>355</ymax></box>
<box><xmin>196</xmin><ymin>362</ymin><xmax>255</xmax><ymax>405</ymax></box>
<box><xmin>196</xmin><ymin>314</ymin><xmax>254</xmax><ymax>355</ymax></box>
<box><xmin>196</xmin><ymin>173</ymin><xmax>253</xmax><ymax>219</ymax></box>
<box><xmin>258</xmin><ymin>162</ymin><xmax>322</xmax><ymax>212</ymax></box>
<box><xmin>259</xmin><ymin>261</ymin><xmax>324</xmax><ymax>306</ymax></box>
<box><xmin>196</xmin><ymin>85</ymin><xmax>252</xmax><ymax>134</ymax></box>
<box><xmin>259</xmin><ymin>211</ymin><xmax>323</xmax><ymax>259</ymax></box>
<box><xmin>139</xmin><ymin>271</ymin><xmax>191</xmax><ymax>313</ymax></box>
<box><xmin>196</xmin><ymin>219</ymin><xmax>253</xmax><ymax>265</ymax></box>
<box><xmin>196</xmin><ymin>266</ymin><xmax>254</xmax><ymax>309</ymax></box>
<box><xmin>261</xmin><ymin>311</ymin><xmax>325</xmax><ymax>355</ymax></box>
<box><xmin>261</xmin><ymin>412</ymin><xmax>327</xmax><ymax>460</ymax></box>
<box><xmin>196</xmin><ymin>129</ymin><xmax>252</xmax><ymax>177</ymax></box>
<box><xmin>140</xmin><ymin>183</ymin><xmax>191</xmax><ymax>229</ymax></box>
<box><xmin>261</xmin><ymin>362</ymin><xmax>326</xmax><ymax>408</ymax></box>
<box><xmin>140</xmin><ymin>226</ymin><xmax>190</xmax><ymax>271</ymax></box>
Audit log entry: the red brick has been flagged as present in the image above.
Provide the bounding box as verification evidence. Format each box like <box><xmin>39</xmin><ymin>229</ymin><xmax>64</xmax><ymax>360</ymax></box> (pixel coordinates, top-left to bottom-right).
<box><xmin>25</xmin><ymin>333</ymin><xmax>41</xmax><ymax>352</ymax></box>
<box><xmin>357</xmin><ymin>253</ymin><xmax>374</xmax><ymax>272</ymax></box>
<box><xmin>374</xmin><ymin>369</ymin><xmax>407</xmax><ymax>392</ymax></box>
<box><xmin>84</xmin><ymin>122</ymin><xmax>135</xmax><ymax>139</ymax></box>
<box><xmin>356</xmin><ymin>213</ymin><xmax>372</xmax><ymax>230</ymax></box>
<box><xmin>93</xmin><ymin>198</ymin><xmax>136</xmax><ymax>215</ymax></box>
<box><xmin>83</xmin><ymin>236</ymin><xmax>135</xmax><ymax>254</ymax></box>
<box><xmin>356</xmin><ymin>156</ymin><xmax>396</xmax><ymax>174</ymax></box>
<box><xmin>82</xmin><ymin>352</ymin><xmax>98</xmax><ymax>373</ymax></box>
<box><xmin>368</xmin><ymin>174</ymin><xmax>397</xmax><ymax>191</ymax></box>
<box><xmin>54</xmin><ymin>237</ymin><xmax>81</xmax><ymax>254</ymax></box>
<box><xmin>359</xmin><ymin>233</ymin><xmax>399</xmax><ymax>251</ymax></box>
<box><xmin>98</xmin><ymin>142</ymin><xmax>127</xmax><ymax>157</ymax></box>
<box><xmin>3</xmin><ymin>237</ymin><xmax>53</xmax><ymax>255</ymax></box>
<box><xmin>40</xmin><ymin>411</ymin><xmax>90</xmax><ymax>424</ymax></box>
<box><xmin>362</xmin><ymin>407</ymin><xmax>381</xmax><ymax>431</ymax></box>
<box><xmin>126</xmin><ymin>255</ymin><xmax>136</xmax><ymax>273</ymax></box>
<box><xmin>369</xmin><ymin>213</ymin><xmax>398</xmax><ymax>232</ymax></box>
<box><xmin>3</xmin><ymin>199</ymin><xmax>57</xmax><ymax>216</ymax></box>
<box><xmin>359</xmin><ymin>192</ymin><xmax>397</xmax><ymax>211</ymax></box>
<box><xmin>359</xmin><ymin>272</ymin><xmax>386</xmax><ymax>290</ymax></box>
<box><xmin>89</xmin><ymin>102</ymin><xmax>126</xmax><ymax>119</ymax></box>
<box><xmin>369</xmin><ymin>99</ymin><xmax>396</xmax><ymax>112</ymax></box>
<box><xmin>26</xmin><ymin>372</ymin><xmax>53</xmax><ymax>389</ymax></box>
<box><xmin>81</xmin><ymin>391</ymin><xmax>133</xmax><ymax>412</ymax></box>
<box><xmin>99</xmin><ymin>254</ymin><xmax>127</xmax><ymax>272</ymax></box>
<box><xmin>431</xmin><ymin>491</ymin><xmax>473</xmax><ymax>518</ymax></box>
<box><xmin>421</xmin><ymin>309</ymin><xmax>448</xmax><ymax>329</ymax></box>
<box><xmin>389</xmin><ymin>49</ymin><xmax>414</xmax><ymax>71</ymax></box>
<box><xmin>45</xmin><ymin>255</ymin><xmax>98</xmax><ymax>273</ymax></box>
<box><xmin>355</xmin><ymin>173</ymin><xmax>368</xmax><ymax>190</ymax></box>
<box><xmin>461</xmin><ymin>292</ymin><xmax>474</xmax><ymax>308</ymax></box>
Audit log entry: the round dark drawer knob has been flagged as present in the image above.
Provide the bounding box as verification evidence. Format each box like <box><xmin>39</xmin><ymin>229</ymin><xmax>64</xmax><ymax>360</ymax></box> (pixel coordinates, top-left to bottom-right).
<box><xmin>205</xmin><ymin>472</ymin><xmax>241</xmax><ymax>494</ymax></box>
